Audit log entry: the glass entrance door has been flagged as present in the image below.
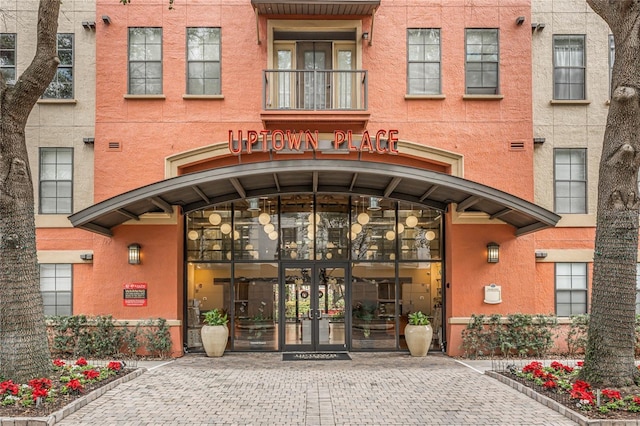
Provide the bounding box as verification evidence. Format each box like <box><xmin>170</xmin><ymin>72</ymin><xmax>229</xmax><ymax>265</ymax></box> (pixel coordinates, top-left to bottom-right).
<box><xmin>283</xmin><ymin>263</ymin><xmax>347</xmax><ymax>351</ymax></box>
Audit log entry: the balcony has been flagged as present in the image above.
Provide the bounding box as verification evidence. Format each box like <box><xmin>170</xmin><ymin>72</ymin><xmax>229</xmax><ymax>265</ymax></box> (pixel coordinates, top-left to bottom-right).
<box><xmin>261</xmin><ymin>69</ymin><xmax>370</xmax><ymax>132</ymax></box>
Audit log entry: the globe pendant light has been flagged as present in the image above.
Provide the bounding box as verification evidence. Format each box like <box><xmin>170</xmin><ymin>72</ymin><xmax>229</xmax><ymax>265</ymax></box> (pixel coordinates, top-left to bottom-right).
<box><xmin>406</xmin><ymin>213</ymin><xmax>418</xmax><ymax>228</ymax></box>
<box><xmin>258</xmin><ymin>198</ymin><xmax>271</xmax><ymax>225</ymax></box>
<box><xmin>208</xmin><ymin>212</ymin><xmax>222</xmax><ymax>225</ymax></box>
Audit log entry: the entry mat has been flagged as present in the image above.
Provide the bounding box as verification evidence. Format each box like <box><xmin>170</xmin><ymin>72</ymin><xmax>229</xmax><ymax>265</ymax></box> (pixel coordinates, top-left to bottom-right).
<box><xmin>283</xmin><ymin>352</ymin><xmax>351</xmax><ymax>361</ymax></box>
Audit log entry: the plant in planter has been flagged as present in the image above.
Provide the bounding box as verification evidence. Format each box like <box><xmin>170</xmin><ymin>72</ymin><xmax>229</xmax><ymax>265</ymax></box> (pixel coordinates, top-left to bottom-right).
<box><xmin>201</xmin><ymin>309</ymin><xmax>229</xmax><ymax>357</ymax></box>
<box><xmin>404</xmin><ymin>311</ymin><xmax>433</xmax><ymax>357</ymax></box>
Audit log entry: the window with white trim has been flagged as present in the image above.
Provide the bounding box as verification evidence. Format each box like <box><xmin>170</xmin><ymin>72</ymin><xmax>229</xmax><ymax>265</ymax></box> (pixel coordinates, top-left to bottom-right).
<box><xmin>39</xmin><ymin>148</ymin><xmax>73</xmax><ymax>214</ymax></box>
<box><xmin>40</xmin><ymin>264</ymin><xmax>72</xmax><ymax>316</ymax></box>
<box><xmin>128</xmin><ymin>27</ymin><xmax>162</xmax><ymax>94</ymax></box>
<box><xmin>555</xmin><ymin>262</ymin><xmax>588</xmax><ymax>316</ymax></box>
<box><xmin>465</xmin><ymin>29</ymin><xmax>499</xmax><ymax>94</ymax></box>
<box><xmin>553</xmin><ymin>35</ymin><xmax>585</xmax><ymax>100</ymax></box>
<box><xmin>0</xmin><ymin>33</ymin><xmax>16</xmax><ymax>86</ymax></box>
<box><xmin>554</xmin><ymin>148</ymin><xmax>587</xmax><ymax>214</ymax></box>
<box><xmin>187</xmin><ymin>27</ymin><xmax>221</xmax><ymax>95</ymax></box>
<box><xmin>43</xmin><ymin>34</ymin><xmax>73</xmax><ymax>99</ymax></box>
<box><xmin>407</xmin><ymin>28</ymin><xmax>441</xmax><ymax>95</ymax></box>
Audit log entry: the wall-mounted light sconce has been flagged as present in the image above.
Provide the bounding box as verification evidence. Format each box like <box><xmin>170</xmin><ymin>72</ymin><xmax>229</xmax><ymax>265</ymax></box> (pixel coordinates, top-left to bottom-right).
<box><xmin>82</xmin><ymin>21</ymin><xmax>96</xmax><ymax>30</ymax></box>
<box><xmin>533</xmin><ymin>137</ymin><xmax>546</xmax><ymax>144</ymax></box>
<box><xmin>128</xmin><ymin>243</ymin><xmax>141</xmax><ymax>265</ymax></box>
<box><xmin>487</xmin><ymin>242</ymin><xmax>500</xmax><ymax>263</ymax></box>
<box><xmin>516</xmin><ymin>16</ymin><xmax>525</xmax><ymax>25</ymax></box>
<box><xmin>80</xmin><ymin>253</ymin><xmax>93</xmax><ymax>261</ymax></box>
<box><xmin>362</xmin><ymin>32</ymin><xmax>369</xmax><ymax>40</ymax></box>
<box><xmin>102</xmin><ymin>15</ymin><xmax>112</xmax><ymax>25</ymax></box>
<box><xmin>535</xmin><ymin>251</ymin><xmax>548</xmax><ymax>259</ymax></box>
<box><xmin>83</xmin><ymin>137</ymin><xmax>95</xmax><ymax>144</ymax></box>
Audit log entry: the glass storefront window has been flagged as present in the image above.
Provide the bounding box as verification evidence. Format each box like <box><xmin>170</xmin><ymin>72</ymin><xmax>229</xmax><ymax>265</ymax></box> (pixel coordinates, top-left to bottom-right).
<box><xmin>233</xmin><ymin>263</ymin><xmax>278</xmax><ymax>350</ymax></box>
<box><xmin>398</xmin><ymin>262</ymin><xmax>443</xmax><ymax>351</ymax></box>
<box><xmin>281</xmin><ymin>195</ymin><xmax>314</xmax><ymax>260</ymax></box>
<box><xmin>316</xmin><ymin>195</ymin><xmax>349</xmax><ymax>261</ymax></box>
<box><xmin>350</xmin><ymin>197</ymin><xmax>397</xmax><ymax>261</ymax></box>
<box><xmin>398</xmin><ymin>203</ymin><xmax>441</xmax><ymax>260</ymax></box>
<box><xmin>351</xmin><ymin>262</ymin><xmax>397</xmax><ymax>349</ymax></box>
<box><xmin>186</xmin><ymin>262</ymin><xmax>231</xmax><ymax>351</ymax></box>
<box><xmin>185</xmin><ymin>196</ymin><xmax>444</xmax><ymax>353</ymax></box>
<box><xmin>234</xmin><ymin>198</ymin><xmax>279</xmax><ymax>261</ymax></box>
<box><xmin>186</xmin><ymin>206</ymin><xmax>233</xmax><ymax>261</ymax></box>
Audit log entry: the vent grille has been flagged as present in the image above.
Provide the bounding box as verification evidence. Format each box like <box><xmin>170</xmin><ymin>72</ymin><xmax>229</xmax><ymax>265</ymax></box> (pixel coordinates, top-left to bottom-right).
<box><xmin>510</xmin><ymin>141</ymin><xmax>525</xmax><ymax>151</ymax></box>
<box><xmin>107</xmin><ymin>142</ymin><xmax>122</xmax><ymax>152</ymax></box>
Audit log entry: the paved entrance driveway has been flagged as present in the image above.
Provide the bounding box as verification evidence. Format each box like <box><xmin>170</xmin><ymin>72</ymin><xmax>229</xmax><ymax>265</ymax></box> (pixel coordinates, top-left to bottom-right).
<box><xmin>59</xmin><ymin>353</ymin><xmax>576</xmax><ymax>425</ymax></box>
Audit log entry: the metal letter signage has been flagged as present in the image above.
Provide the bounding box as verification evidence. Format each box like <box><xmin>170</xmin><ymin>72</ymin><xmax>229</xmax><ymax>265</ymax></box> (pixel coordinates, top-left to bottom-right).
<box><xmin>228</xmin><ymin>130</ymin><xmax>398</xmax><ymax>155</ymax></box>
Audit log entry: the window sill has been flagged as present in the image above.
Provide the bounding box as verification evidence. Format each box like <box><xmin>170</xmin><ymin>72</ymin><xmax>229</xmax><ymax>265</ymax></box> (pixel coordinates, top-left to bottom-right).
<box><xmin>182</xmin><ymin>94</ymin><xmax>224</xmax><ymax>100</ymax></box>
<box><xmin>462</xmin><ymin>94</ymin><xmax>503</xmax><ymax>101</ymax></box>
<box><xmin>549</xmin><ymin>99</ymin><xmax>591</xmax><ymax>105</ymax></box>
<box><xmin>123</xmin><ymin>94</ymin><xmax>166</xmax><ymax>100</ymax></box>
<box><xmin>37</xmin><ymin>99</ymin><xmax>77</xmax><ymax>105</ymax></box>
<box><xmin>404</xmin><ymin>94</ymin><xmax>445</xmax><ymax>100</ymax></box>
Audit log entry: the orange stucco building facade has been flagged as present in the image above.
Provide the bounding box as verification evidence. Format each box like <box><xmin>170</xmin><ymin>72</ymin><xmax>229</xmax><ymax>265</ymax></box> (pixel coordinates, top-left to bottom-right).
<box><xmin>33</xmin><ymin>0</ymin><xmax>595</xmax><ymax>357</ymax></box>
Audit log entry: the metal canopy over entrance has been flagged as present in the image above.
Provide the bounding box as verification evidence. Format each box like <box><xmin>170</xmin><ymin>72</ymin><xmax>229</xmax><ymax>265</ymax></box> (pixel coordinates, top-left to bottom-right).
<box><xmin>68</xmin><ymin>160</ymin><xmax>560</xmax><ymax>236</ymax></box>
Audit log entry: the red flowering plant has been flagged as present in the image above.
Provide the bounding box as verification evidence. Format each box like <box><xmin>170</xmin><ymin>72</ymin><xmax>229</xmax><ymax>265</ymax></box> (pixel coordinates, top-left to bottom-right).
<box><xmin>0</xmin><ymin>358</ymin><xmax>128</xmax><ymax>410</ymax></box>
<box><xmin>512</xmin><ymin>360</ymin><xmax>640</xmax><ymax>415</ymax></box>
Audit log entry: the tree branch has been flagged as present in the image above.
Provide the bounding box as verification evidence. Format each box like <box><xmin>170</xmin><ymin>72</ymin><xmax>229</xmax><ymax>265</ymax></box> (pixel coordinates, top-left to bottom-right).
<box><xmin>5</xmin><ymin>0</ymin><xmax>61</xmax><ymax>124</ymax></box>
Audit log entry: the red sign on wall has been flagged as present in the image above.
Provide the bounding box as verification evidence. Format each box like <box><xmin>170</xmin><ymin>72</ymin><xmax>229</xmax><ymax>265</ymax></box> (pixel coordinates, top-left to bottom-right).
<box><xmin>123</xmin><ymin>282</ymin><xmax>147</xmax><ymax>307</ymax></box>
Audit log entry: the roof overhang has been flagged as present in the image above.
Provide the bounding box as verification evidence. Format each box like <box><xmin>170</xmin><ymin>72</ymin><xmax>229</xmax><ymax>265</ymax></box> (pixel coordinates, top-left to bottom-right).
<box><xmin>69</xmin><ymin>160</ymin><xmax>560</xmax><ymax>237</ymax></box>
<box><xmin>251</xmin><ymin>0</ymin><xmax>380</xmax><ymax>16</ymax></box>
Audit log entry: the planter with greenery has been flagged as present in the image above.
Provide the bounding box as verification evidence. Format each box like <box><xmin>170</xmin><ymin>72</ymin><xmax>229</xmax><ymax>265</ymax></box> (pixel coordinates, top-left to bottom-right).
<box><xmin>404</xmin><ymin>311</ymin><xmax>433</xmax><ymax>357</ymax></box>
<box><xmin>201</xmin><ymin>309</ymin><xmax>229</xmax><ymax>357</ymax></box>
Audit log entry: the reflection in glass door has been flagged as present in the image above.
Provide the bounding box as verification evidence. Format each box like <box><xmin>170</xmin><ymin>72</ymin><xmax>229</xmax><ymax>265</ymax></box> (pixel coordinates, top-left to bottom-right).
<box><xmin>283</xmin><ymin>264</ymin><xmax>346</xmax><ymax>351</ymax></box>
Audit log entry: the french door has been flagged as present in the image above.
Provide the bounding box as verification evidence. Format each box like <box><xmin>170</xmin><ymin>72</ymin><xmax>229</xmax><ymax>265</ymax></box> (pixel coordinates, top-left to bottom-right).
<box><xmin>282</xmin><ymin>263</ymin><xmax>347</xmax><ymax>352</ymax></box>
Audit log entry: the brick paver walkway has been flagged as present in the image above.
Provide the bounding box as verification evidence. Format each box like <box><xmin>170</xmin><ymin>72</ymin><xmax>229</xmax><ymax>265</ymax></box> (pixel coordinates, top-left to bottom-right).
<box><xmin>59</xmin><ymin>353</ymin><xmax>576</xmax><ymax>425</ymax></box>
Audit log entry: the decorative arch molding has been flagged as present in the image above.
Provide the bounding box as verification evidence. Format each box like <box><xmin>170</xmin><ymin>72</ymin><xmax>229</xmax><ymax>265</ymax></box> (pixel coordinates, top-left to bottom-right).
<box><xmin>165</xmin><ymin>139</ymin><xmax>464</xmax><ymax>179</ymax></box>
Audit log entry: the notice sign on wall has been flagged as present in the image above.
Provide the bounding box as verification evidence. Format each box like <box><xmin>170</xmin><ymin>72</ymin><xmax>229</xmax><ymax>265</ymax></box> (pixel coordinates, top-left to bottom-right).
<box><xmin>123</xmin><ymin>282</ymin><xmax>147</xmax><ymax>307</ymax></box>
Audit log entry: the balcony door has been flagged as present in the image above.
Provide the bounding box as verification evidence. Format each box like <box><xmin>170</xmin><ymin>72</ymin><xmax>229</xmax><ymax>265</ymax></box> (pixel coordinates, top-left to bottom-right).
<box><xmin>297</xmin><ymin>42</ymin><xmax>332</xmax><ymax>109</ymax></box>
<box><xmin>273</xmin><ymin>41</ymin><xmax>356</xmax><ymax>110</ymax></box>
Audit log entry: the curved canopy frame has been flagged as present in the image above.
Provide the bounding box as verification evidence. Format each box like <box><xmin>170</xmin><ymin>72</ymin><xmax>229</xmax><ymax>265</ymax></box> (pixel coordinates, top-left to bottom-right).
<box><xmin>68</xmin><ymin>160</ymin><xmax>560</xmax><ymax>237</ymax></box>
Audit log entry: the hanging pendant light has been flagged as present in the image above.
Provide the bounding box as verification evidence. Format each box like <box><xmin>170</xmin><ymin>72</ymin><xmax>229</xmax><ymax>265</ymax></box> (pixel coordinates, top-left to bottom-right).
<box><xmin>351</xmin><ymin>222</ymin><xmax>362</xmax><ymax>234</ymax></box>
<box><xmin>406</xmin><ymin>214</ymin><xmax>418</xmax><ymax>228</ymax></box>
<box><xmin>258</xmin><ymin>198</ymin><xmax>271</xmax><ymax>225</ymax></box>
<box><xmin>368</xmin><ymin>197</ymin><xmax>381</xmax><ymax>211</ymax></box>
<box><xmin>187</xmin><ymin>230</ymin><xmax>199</xmax><ymax>240</ymax></box>
<box><xmin>264</xmin><ymin>223</ymin><xmax>275</xmax><ymax>234</ymax></box>
<box><xmin>425</xmin><ymin>230</ymin><xmax>436</xmax><ymax>241</ymax></box>
<box><xmin>208</xmin><ymin>212</ymin><xmax>222</xmax><ymax>225</ymax></box>
<box><xmin>220</xmin><ymin>223</ymin><xmax>232</xmax><ymax>235</ymax></box>
<box><xmin>247</xmin><ymin>198</ymin><xmax>260</xmax><ymax>211</ymax></box>
<box><xmin>385</xmin><ymin>230</ymin><xmax>396</xmax><ymax>241</ymax></box>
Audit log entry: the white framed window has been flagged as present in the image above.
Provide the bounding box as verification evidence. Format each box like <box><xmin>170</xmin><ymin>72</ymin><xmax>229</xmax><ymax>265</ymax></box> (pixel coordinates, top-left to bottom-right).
<box><xmin>187</xmin><ymin>27</ymin><xmax>221</xmax><ymax>95</ymax></box>
<box><xmin>43</xmin><ymin>34</ymin><xmax>74</xmax><ymax>99</ymax></box>
<box><xmin>554</xmin><ymin>148</ymin><xmax>587</xmax><ymax>214</ymax></box>
<box><xmin>553</xmin><ymin>35</ymin><xmax>585</xmax><ymax>100</ymax></box>
<box><xmin>465</xmin><ymin>28</ymin><xmax>499</xmax><ymax>94</ymax></box>
<box><xmin>555</xmin><ymin>262</ymin><xmax>588</xmax><ymax>316</ymax></box>
<box><xmin>128</xmin><ymin>27</ymin><xmax>162</xmax><ymax>94</ymax></box>
<box><xmin>40</xmin><ymin>264</ymin><xmax>72</xmax><ymax>316</ymax></box>
<box><xmin>39</xmin><ymin>148</ymin><xmax>73</xmax><ymax>214</ymax></box>
<box><xmin>0</xmin><ymin>33</ymin><xmax>16</xmax><ymax>86</ymax></box>
<box><xmin>407</xmin><ymin>28</ymin><xmax>441</xmax><ymax>95</ymax></box>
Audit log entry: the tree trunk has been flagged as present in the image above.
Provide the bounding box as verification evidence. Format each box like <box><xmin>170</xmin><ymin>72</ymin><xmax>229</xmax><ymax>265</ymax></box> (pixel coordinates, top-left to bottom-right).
<box><xmin>0</xmin><ymin>0</ymin><xmax>61</xmax><ymax>383</ymax></box>
<box><xmin>581</xmin><ymin>0</ymin><xmax>640</xmax><ymax>388</ymax></box>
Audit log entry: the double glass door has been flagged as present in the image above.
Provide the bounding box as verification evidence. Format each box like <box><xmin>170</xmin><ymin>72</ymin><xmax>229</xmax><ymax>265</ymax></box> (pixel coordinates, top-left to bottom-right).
<box><xmin>283</xmin><ymin>263</ymin><xmax>347</xmax><ymax>351</ymax></box>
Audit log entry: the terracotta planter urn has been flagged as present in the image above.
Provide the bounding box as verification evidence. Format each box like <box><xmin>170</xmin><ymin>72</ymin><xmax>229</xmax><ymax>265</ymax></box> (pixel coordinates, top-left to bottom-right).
<box><xmin>404</xmin><ymin>324</ymin><xmax>433</xmax><ymax>357</ymax></box>
<box><xmin>201</xmin><ymin>324</ymin><xmax>229</xmax><ymax>357</ymax></box>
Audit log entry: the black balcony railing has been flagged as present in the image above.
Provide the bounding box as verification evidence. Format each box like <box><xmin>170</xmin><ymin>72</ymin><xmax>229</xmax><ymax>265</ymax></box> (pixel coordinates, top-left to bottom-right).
<box><xmin>262</xmin><ymin>70</ymin><xmax>368</xmax><ymax>111</ymax></box>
